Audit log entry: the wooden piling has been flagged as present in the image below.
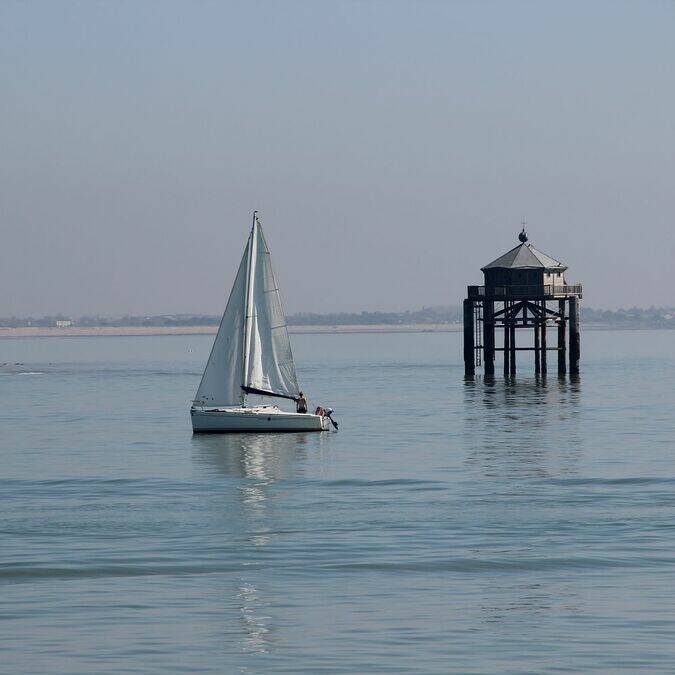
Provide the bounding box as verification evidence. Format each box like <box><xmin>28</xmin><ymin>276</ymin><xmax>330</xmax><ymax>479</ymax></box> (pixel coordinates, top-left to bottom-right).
<box><xmin>509</xmin><ymin>321</ymin><xmax>516</xmax><ymax>375</ymax></box>
<box><xmin>558</xmin><ymin>299</ymin><xmax>567</xmax><ymax>375</ymax></box>
<box><xmin>483</xmin><ymin>300</ymin><xmax>495</xmax><ymax>377</ymax></box>
<box><xmin>534</xmin><ymin>319</ymin><xmax>541</xmax><ymax>374</ymax></box>
<box><xmin>503</xmin><ymin>303</ymin><xmax>510</xmax><ymax>376</ymax></box>
<box><xmin>541</xmin><ymin>301</ymin><xmax>547</xmax><ymax>374</ymax></box>
<box><xmin>569</xmin><ymin>296</ymin><xmax>580</xmax><ymax>374</ymax></box>
<box><xmin>463</xmin><ymin>299</ymin><xmax>475</xmax><ymax>376</ymax></box>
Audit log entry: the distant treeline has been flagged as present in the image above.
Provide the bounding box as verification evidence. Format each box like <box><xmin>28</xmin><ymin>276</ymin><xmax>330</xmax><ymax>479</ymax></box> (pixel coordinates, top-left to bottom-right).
<box><xmin>78</xmin><ymin>315</ymin><xmax>221</xmax><ymax>327</ymax></box>
<box><xmin>2</xmin><ymin>306</ymin><xmax>675</xmax><ymax>328</ymax></box>
<box><xmin>0</xmin><ymin>314</ymin><xmax>220</xmax><ymax>328</ymax></box>
<box><xmin>289</xmin><ymin>306</ymin><xmax>462</xmax><ymax>326</ymax></box>
<box><xmin>580</xmin><ymin>306</ymin><xmax>675</xmax><ymax>328</ymax></box>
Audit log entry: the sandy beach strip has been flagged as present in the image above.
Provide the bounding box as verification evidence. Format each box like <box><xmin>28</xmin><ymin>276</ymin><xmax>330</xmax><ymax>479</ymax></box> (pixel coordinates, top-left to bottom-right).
<box><xmin>0</xmin><ymin>323</ymin><xmax>462</xmax><ymax>339</ymax></box>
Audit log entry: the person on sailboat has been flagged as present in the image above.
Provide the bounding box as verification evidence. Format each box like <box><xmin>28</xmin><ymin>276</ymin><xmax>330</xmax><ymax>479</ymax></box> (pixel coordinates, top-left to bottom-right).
<box><xmin>296</xmin><ymin>392</ymin><xmax>308</xmax><ymax>414</ymax></box>
<box><xmin>314</xmin><ymin>405</ymin><xmax>339</xmax><ymax>430</ymax></box>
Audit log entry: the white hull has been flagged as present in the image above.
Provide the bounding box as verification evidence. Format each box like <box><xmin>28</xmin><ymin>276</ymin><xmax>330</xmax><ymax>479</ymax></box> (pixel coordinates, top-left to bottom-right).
<box><xmin>191</xmin><ymin>406</ymin><xmax>329</xmax><ymax>433</ymax></box>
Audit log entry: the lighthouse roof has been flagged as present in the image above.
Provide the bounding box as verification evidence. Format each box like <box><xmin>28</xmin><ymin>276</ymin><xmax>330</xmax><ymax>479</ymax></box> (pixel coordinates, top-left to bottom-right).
<box><xmin>481</xmin><ymin>241</ymin><xmax>567</xmax><ymax>272</ymax></box>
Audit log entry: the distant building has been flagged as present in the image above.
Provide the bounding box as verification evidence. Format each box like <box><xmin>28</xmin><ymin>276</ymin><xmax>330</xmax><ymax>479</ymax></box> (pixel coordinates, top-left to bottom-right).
<box><xmin>55</xmin><ymin>319</ymin><xmax>72</xmax><ymax>328</ymax></box>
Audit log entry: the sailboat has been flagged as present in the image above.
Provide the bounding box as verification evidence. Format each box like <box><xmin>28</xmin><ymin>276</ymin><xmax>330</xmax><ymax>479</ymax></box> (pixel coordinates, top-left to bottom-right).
<box><xmin>191</xmin><ymin>212</ymin><xmax>332</xmax><ymax>433</ymax></box>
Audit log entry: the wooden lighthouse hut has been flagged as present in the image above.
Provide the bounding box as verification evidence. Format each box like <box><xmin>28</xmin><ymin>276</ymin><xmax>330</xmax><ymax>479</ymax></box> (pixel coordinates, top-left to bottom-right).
<box><xmin>463</xmin><ymin>228</ymin><xmax>582</xmax><ymax>377</ymax></box>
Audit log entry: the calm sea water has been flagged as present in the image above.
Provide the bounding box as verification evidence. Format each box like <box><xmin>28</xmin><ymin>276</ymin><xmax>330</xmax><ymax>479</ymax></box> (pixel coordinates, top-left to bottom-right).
<box><xmin>2</xmin><ymin>330</ymin><xmax>675</xmax><ymax>673</ymax></box>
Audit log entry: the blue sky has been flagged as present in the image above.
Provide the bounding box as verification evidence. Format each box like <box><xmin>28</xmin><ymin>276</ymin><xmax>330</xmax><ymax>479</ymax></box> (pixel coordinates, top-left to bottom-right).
<box><xmin>2</xmin><ymin>0</ymin><xmax>674</xmax><ymax>314</ymax></box>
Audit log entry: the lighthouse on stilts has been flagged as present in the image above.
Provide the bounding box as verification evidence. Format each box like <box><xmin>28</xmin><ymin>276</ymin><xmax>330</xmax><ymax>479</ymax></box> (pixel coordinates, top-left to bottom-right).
<box><xmin>463</xmin><ymin>226</ymin><xmax>582</xmax><ymax>378</ymax></box>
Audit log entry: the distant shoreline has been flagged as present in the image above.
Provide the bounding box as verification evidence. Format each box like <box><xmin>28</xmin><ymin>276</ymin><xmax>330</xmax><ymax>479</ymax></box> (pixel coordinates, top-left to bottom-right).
<box><xmin>1</xmin><ymin>322</ymin><xmax>672</xmax><ymax>339</ymax></box>
<box><xmin>0</xmin><ymin>323</ymin><xmax>463</xmax><ymax>339</ymax></box>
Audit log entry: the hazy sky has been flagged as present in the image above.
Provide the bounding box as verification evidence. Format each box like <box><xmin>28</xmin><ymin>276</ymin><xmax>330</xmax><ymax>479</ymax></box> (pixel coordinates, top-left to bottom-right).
<box><xmin>2</xmin><ymin>0</ymin><xmax>674</xmax><ymax>316</ymax></box>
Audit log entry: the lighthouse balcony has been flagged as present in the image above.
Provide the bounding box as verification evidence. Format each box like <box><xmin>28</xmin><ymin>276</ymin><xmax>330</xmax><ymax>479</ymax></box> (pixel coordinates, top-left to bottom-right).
<box><xmin>467</xmin><ymin>284</ymin><xmax>583</xmax><ymax>300</ymax></box>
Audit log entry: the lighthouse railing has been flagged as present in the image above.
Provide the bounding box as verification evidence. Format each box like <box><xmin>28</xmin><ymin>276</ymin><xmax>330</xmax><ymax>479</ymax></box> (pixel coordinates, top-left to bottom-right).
<box><xmin>467</xmin><ymin>284</ymin><xmax>583</xmax><ymax>300</ymax></box>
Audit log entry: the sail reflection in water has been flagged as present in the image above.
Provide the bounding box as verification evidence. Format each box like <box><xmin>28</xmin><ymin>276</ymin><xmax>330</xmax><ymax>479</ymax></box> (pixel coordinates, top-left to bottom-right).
<box><xmin>191</xmin><ymin>432</ymin><xmax>328</xmax><ymax>656</ymax></box>
<box><xmin>191</xmin><ymin>432</ymin><xmax>319</xmax><ymax>482</ymax></box>
<box><xmin>237</xmin><ymin>583</ymin><xmax>272</xmax><ymax>654</ymax></box>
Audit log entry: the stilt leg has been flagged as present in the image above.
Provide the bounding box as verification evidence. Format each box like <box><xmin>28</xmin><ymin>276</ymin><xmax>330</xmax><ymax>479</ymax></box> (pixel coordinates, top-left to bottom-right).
<box><xmin>483</xmin><ymin>300</ymin><xmax>495</xmax><ymax>377</ymax></box>
<box><xmin>463</xmin><ymin>299</ymin><xmax>475</xmax><ymax>377</ymax></box>
<box><xmin>569</xmin><ymin>296</ymin><xmax>580</xmax><ymax>374</ymax></box>
<box><xmin>541</xmin><ymin>301</ymin><xmax>548</xmax><ymax>375</ymax></box>
<box><xmin>509</xmin><ymin>321</ymin><xmax>516</xmax><ymax>375</ymax></box>
<box><xmin>503</xmin><ymin>304</ymin><xmax>510</xmax><ymax>376</ymax></box>
<box><xmin>558</xmin><ymin>299</ymin><xmax>567</xmax><ymax>375</ymax></box>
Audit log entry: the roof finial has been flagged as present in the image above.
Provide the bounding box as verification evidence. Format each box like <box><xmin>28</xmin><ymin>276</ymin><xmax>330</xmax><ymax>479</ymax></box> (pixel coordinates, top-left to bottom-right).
<box><xmin>518</xmin><ymin>218</ymin><xmax>528</xmax><ymax>243</ymax></box>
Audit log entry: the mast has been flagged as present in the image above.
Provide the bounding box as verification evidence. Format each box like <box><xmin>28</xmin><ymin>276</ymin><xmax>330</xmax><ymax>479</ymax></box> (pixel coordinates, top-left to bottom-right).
<box><xmin>241</xmin><ymin>211</ymin><xmax>258</xmax><ymax>406</ymax></box>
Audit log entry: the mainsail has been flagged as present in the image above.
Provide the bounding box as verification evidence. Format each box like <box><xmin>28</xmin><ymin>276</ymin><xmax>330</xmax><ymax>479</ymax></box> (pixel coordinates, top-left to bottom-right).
<box><xmin>194</xmin><ymin>243</ymin><xmax>249</xmax><ymax>406</ymax></box>
<box><xmin>194</xmin><ymin>214</ymin><xmax>300</xmax><ymax>407</ymax></box>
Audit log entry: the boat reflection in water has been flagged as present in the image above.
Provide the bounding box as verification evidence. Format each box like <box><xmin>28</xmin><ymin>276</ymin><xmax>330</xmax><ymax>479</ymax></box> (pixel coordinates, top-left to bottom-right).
<box><xmin>191</xmin><ymin>431</ymin><xmax>322</xmax><ymax>482</ymax></box>
<box><xmin>190</xmin><ymin>432</ymin><xmax>328</xmax><ymax>655</ymax></box>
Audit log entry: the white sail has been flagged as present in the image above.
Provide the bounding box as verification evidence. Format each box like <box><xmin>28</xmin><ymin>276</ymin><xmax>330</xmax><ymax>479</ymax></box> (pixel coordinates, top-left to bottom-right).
<box><xmin>243</xmin><ymin>221</ymin><xmax>300</xmax><ymax>400</ymax></box>
<box><xmin>193</xmin><ymin>242</ymin><xmax>250</xmax><ymax>407</ymax></box>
